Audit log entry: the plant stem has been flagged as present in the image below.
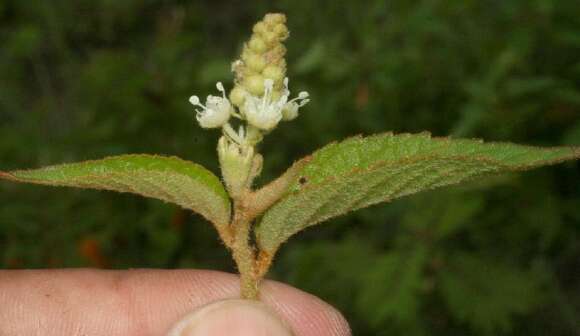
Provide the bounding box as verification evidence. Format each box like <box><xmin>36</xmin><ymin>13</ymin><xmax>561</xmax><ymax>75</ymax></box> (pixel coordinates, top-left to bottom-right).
<box><xmin>230</xmin><ymin>199</ymin><xmax>260</xmax><ymax>300</ymax></box>
<box><xmin>222</xmin><ymin>149</ymin><xmax>298</xmax><ymax>300</ymax></box>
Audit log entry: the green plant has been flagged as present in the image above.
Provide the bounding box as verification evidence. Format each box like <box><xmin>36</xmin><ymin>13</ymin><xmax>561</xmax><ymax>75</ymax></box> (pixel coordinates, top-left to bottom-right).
<box><xmin>2</xmin><ymin>12</ymin><xmax>579</xmax><ymax>302</ymax></box>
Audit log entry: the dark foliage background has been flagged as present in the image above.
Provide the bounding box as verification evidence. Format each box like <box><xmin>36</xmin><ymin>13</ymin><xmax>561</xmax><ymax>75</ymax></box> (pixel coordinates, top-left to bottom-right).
<box><xmin>1</xmin><ymin>1</ymin><xmax>579</xmax><ymax>335</ymax></box>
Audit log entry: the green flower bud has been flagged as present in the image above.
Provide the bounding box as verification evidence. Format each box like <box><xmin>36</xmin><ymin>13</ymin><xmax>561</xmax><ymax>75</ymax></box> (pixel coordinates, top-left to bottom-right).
<box><xmin>273</xmin><ymin>23</ymin><xmax>289</xmax><ymax>39</ymax></box>
<box><xmin>246</xmin><ymin>53</ymin><xmax>266</xmax><ymax>72</ymax></box>
<box><xmin>245</xmin><ymin>74</ymin><xmax>265</xmax><ymax>96</ymax></box>
<box><xmin>270</xmin><ymin>44</ymin><xmax>287</xmax><ymax>58</ymax></box>
<box><xmin>263</xmin><ymin>31</ymin><xmax>278</xmax><ymax>46</ymax></box>
<box><xmin>218</xmin><ymin>137</ymin><xmax>255</xmax><ymax>198</ymax></box>
<box><xmin>229</xmin><ymin>86</ymin><xmax>246</xmax><ymax>106</ymax></box>
<box><xmin>231</xmin><ymin>13</ymin><xmax>289</xmax><ymax>99</ymax></box>
<box><xmin>240</xmin><ymin>48</ymin><xmax>256</xmax><ymax>64</ymax></box>
<box><xmin>253</xmin><ymin>21</ymin><xmax>266</xmax><ymax>34</ymax></box>
<box><xmin>248</xmin><ymin>37</ymin><xmax>267</xmax><ymax>53</ymax></box>
<box><xmin>263</xmin><ymin>65</ymin><xmax>284</xmax><ymax>83</ymax></box>
<box><xmin>264</xmin><ymin>13</ymin><xmax>285</xmax><ymax>26</ymax></box>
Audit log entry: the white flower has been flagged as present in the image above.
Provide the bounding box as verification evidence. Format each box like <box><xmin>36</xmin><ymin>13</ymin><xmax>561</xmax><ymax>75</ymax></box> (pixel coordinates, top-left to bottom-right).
<box><xmin>189</xmin><ymin>82</ymin><xmax>232</xmax><ymax>129</ymax></box>
<box><xmin>282</xmin><ymin>90</ymin><xmax>309</xmax><ymax>121</ymax></box>
<box><xmin>242</xmin><ymin>79</ymin><xmax>285</xmax><ymax>130</ymax></box>
<box><xmin>242</xmin><ymin>78</ymin><xmax>309</xmax><ymax>130</ymax></box>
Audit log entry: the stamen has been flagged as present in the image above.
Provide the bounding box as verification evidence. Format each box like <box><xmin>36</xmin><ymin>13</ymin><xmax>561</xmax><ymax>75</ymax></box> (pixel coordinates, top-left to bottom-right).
<box><xmin>189</xmin><ymin>96</ymin><xmax>201</xmax><ymax>105</ymax></box>
<box><xmin>223</xmin><ymin>123</ymin><xmax>244</xmax><ymax>144</ymax></box>
<box><xmin>216</xmin><ymin>82</ymin><xmax>228</xmax><ymax>99</ymax></box>
<box><xmin>264</xmin><ymin>79</ymin><xmax>274</xmax><ymax>90</ymax></box>
<box><xmin>238</xmin><ymin>125</ymin><xmax>245</xmax><ymax>139</ymax></box>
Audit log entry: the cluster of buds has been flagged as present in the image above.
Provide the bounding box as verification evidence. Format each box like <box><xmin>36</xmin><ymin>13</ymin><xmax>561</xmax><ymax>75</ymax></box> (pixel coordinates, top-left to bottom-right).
<box><xmin>189</xmin><ymin>13</ymin><xmax>309</xmax><ymax>196</ymax></box>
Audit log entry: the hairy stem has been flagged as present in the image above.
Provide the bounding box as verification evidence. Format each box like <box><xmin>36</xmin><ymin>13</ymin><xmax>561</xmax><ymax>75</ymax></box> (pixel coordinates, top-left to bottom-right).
<box><xmin>222</xmin><ymin>152</ymin><xmax>301</xmax><ymax>299</ymax></box>
<box><xmin>230</xmin><ymin>199</ymin><xmax>260</xmax><ymax>300</ymax></box>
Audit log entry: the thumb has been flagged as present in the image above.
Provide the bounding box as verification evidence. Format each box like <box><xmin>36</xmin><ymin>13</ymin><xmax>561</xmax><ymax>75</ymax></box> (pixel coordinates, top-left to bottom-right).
<box><xmin>167</xmin><ymin>299</ymin><xmax>294</xmax><ymax>336</ymax></box>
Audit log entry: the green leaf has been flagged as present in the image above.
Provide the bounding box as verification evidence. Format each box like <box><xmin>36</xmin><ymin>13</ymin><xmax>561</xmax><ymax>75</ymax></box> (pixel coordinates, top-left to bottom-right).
<box><xmin>0</xmin><ymin>155</ymin><xmax>230</xmax><ymax>228</ymax></box>
<box><xmin>401</xmin><ymin>190</ymin><xmax>485</xmax><ymax>240</ymax></box>
<box><xmin>256</xmin><ymin>132</ymin><xmax>580</xmax><ymax>253</ymax></box>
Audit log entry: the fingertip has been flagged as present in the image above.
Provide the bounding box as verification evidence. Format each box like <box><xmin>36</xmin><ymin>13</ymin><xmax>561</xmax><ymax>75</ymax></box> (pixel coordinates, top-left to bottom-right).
<box><xmin>167</xmin><ymin>299</ymin><xmax>294</xmax><ymax>336</ymax></box>
<box><xmin>259</xmin><ymin>279</ymin><xmax>352</xmax><ymax>336</ymax></box>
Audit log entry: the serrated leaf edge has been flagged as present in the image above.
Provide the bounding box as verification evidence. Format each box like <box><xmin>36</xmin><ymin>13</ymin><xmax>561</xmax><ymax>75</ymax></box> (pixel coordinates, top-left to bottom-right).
<box><xmin>256</xmin><ymin>133</ymin><xmax>580</xmax><ymax>252</ymax></box>
<box><xmin>1</xmin><ymin>154</ymin><xmax>231</xmax><ymax>227</ymax></box>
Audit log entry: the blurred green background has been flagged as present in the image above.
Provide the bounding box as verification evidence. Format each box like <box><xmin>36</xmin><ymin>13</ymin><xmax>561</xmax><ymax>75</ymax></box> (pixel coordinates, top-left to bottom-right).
<box><xmin>1</xmin><ymin>1</ymin><xmax>579</xmax><ymax>335</ymax></box>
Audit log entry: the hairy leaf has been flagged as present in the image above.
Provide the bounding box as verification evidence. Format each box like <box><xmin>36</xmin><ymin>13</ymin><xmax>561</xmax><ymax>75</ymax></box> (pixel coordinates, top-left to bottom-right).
<box><xmin>0</xmin><ymin>155</ymin><xmax>230</xmax><ymax>228</ymax></box>
<box><xmin>256</xmin><ymin>132</ymin><xmax>580</xmax><ymax>253</ymax></box>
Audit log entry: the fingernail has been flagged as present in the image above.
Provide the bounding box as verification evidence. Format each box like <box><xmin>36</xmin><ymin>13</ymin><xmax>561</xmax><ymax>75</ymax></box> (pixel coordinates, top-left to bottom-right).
<box><xmin>167</xmin><ymin>299</ymin><xmax>294</xmax><ymax>336</ymax></box>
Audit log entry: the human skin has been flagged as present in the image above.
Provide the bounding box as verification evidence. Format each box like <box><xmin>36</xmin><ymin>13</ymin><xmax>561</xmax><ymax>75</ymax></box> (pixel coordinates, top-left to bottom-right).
<box><xmin>0</xmin><ymin>269</ymin><xmax>351</xmax><ymax>336</ymax></box>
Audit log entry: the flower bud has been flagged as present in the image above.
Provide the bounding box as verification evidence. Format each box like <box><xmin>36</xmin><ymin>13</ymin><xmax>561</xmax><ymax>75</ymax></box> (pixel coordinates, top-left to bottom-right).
<box><xmin>246</xmin><ymin>54</ymin><xmax>266</xmax><ymax>72</ymax></box>
<box><xmin>248</xmin><ymin>37</ymin><xmax>267</xmax><ymax>53</ymax></box>
<box><xmin>231</xmin><ymin>13</ymin><xmax>289</xmax><ymax>98</ymax></box>
<box><xmin>218</xmin><ymin>137</ymin><xmax>255</xmax><ymax>198</ymax></box>
<box><xmin>229</xmin><ymin>86</ymin><xmax>246</xmax><ymax>107</ymax></box>
<box><xmin>264</xmin><ymin>13</ymin><xmax>285</xmax><ymax>26</ymax></box>
<box><xmin>262</xmin><ymin>65</ymin><xmax>284</xmax><ymax>83</ymax></box>
<box><xmin>252</xmin><ymin>22</ymin><xmax>266</xmax><ymax>34</ymax></box>
<box><xmin>262</xmin><ymin>31</ymin><xmax>278</xmax><ymax>46</ymax></box>
<box><xmin>245</xmin><ymin>74</ymin><xmax>266</xmax><ymax>96</ymax></box>
<box><xmin>270</xmin><ymin>44</ymin><xmax>287</xmax><ymax>58</ymax></box>
<box><xmin>282</xmin><ymin>104</ymin><xmax>298</xmax><ymax>121</ymax></box>
<box><xmin>273</xmin><ymin>24</ymin><xmax>289</xmax><ymax>39</ymax></box>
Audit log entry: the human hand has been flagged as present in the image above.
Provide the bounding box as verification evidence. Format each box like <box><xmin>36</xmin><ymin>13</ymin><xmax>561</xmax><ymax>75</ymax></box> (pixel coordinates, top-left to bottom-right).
<box><xmin>0</xmin><ymin>269</ymin><xmax>350</xmax><ymax>336</ymax></box>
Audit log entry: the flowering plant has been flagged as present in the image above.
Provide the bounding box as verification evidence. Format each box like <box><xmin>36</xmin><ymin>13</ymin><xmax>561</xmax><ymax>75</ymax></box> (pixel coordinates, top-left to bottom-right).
<box><xmin>2</xmin><ymin>13</ymin><xmax>579</xmax><ymax>300</ymax></box>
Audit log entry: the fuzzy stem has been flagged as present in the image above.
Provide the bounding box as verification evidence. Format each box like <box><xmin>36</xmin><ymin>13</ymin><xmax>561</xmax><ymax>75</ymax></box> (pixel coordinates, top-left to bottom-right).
<box><xmin>220</xmin><ymin>145</ymin><xmax>301</xmax><ymax>299</ymax></box>
<box><xmin>230</xmin><ymin>199</ymin><xmax>260</xmax><ymax>300</ymax></box>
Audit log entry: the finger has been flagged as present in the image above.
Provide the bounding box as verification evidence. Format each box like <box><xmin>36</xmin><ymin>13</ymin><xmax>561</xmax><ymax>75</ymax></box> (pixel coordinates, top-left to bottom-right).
<box><xmin>0</xmin><ymin>269</ymin><xmax>351</xmax><ymax>336</ymax></box>
<box><xmin>167</xmin><ymin>299</ymin><xmax>294</xmax><ymax>336</ymax></box>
